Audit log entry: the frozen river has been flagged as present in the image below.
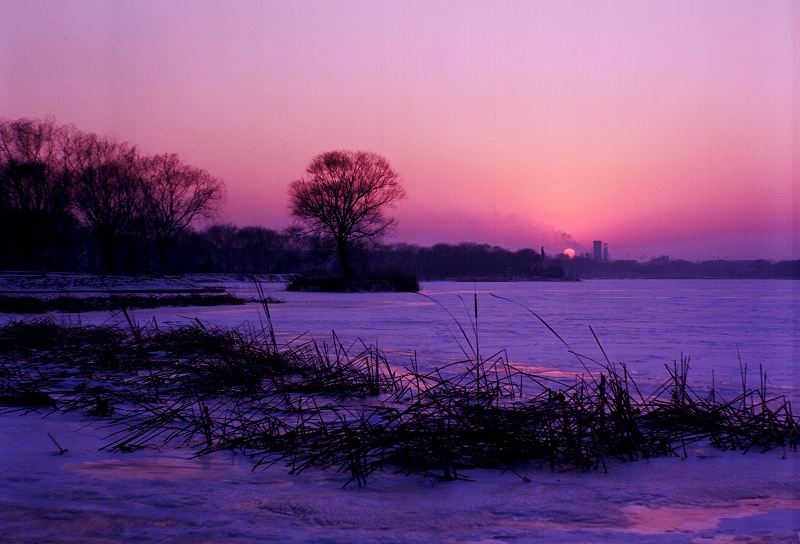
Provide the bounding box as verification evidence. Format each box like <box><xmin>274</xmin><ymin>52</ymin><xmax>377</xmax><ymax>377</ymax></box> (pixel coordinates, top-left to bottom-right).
<box><xmin>1</xmin><ymin>278</ymin><xmax>798</xmax><ymax>542</ymax></box>
<box><xmin>144</xmin><ymin>279</ymin><xmax>799</xmax><ymax>401</ymax></box>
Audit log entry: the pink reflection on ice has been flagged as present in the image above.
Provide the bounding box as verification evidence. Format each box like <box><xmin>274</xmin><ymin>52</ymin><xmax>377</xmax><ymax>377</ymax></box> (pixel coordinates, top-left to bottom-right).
<box><xmin>622</xmin><ymin>498</ymin><xmax>800</xmax><ymax>534</ymax></box>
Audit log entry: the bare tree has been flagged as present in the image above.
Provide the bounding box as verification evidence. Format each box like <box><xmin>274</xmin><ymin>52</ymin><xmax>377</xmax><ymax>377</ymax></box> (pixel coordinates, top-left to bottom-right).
<box><xmin>139</xmin><ymin>153</ymin><xmax>225</xmax><ymax>273</ymax></box>
<box><xmin>0</xmin><ymin>117</ymin><xmax>74</xmax><ymax>270</ymax></box>
<box><xmin>288</xmin><ymin>150</ymin><xmax>406</xmax><ymax>279</ymax></box>
<box><xmin>70</xmin><ymin>133</ymin><xmax>142</xmax><ymax>275</ymax></box>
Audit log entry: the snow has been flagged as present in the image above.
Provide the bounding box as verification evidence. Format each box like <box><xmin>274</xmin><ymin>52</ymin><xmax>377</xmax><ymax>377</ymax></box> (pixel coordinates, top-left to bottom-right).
<box><xmin>1</xmin><ymin>278</ymin><xmax>798</xmax><ymax>542</ymax></box>
<box><xmin>0</xmin><ymin>273</ymin><xmax>213</xmax><ymax>294</ymax></box>
<box><xmin>1</xmin><ymin>410</ymin><xmax>797</xmax><ymax>543</ymax></box>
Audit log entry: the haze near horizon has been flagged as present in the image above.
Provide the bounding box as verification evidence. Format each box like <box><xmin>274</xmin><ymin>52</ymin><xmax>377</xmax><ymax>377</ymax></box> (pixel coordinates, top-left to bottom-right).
<box><xmin>2</xmin><ymin>1</ymin><xmax>797</xmax><ymax>261</ymax></box>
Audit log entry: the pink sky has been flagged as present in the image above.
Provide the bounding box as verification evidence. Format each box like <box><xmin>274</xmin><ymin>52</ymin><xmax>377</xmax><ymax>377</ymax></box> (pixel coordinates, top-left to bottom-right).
<box><xmin>2</xmin><ymin>1</ymin><xmax>797</xmax><ymax>260</ymax></box>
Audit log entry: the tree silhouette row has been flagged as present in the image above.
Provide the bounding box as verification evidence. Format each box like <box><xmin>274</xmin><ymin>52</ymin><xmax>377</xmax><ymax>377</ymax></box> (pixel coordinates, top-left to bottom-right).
<box><xmin>0</xmin><ymin>117</ymin><xmax>224</xmax><ymax>274</ymax></box>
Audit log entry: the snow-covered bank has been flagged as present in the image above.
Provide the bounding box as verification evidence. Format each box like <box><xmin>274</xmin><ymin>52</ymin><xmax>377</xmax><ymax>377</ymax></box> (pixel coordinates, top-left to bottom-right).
<box><xmin>0</xmin><ymin>273</ymin><xmax>214</xmax><ymax>294</ymax></box>
<box><xmin>1</xmin><ymin>411</ymin><xmax>798</xmax><ymax>543</ymax></box>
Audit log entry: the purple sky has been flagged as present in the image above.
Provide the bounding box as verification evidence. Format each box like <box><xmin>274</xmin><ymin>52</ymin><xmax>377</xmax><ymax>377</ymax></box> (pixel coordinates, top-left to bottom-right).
<box><xmin>2</xmin><ymin>1</ymin><xmax>797</xmax><ymax>260</ymax></box>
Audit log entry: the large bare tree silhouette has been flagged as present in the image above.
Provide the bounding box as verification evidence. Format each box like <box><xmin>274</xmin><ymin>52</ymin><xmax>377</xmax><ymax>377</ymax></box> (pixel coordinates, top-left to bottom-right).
<box><xmin>289</xmin><ymin>150</ymin><xmax>405</xmax><ymax>279</ymax></box>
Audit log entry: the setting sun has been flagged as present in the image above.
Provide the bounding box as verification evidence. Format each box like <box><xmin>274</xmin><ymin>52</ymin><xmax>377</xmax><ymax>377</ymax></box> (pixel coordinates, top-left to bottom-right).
<box><xmin>563</xmin><ymin>248</ymin><xmax>576</xmax><ymax>258</ymax></box>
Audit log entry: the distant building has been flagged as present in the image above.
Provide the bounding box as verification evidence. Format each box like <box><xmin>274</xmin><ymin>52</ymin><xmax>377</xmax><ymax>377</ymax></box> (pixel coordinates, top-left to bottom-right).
<box><xmin>603</xmin><ymin>242</ymin><xmax>609</xmax><ymax>261</ymax></box>
<box><xmin>593</xmin><ymin>241</ymin><xmax>602</xmax><ymax>260</ymax></box>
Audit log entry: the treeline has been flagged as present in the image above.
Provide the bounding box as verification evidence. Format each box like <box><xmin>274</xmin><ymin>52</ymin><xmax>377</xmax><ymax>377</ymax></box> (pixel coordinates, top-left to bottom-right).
<box><xmin>0</xmin><ymin>207</ymin><xmax>554</xmax><ymax>279</ymax></box>
<box><xmin>0</xmin><ymin>118</ymin><xmax>551</xmax><ymax>279</ymax></box>
<box><xmin>368</xmin><ymin>243</ymin><xmax>554</xmax><ymax>280</ymax></box>
<box><xmin>4</xmin><ymin>117</ymin><xmax>796</xmax><ymax>280</ymax></box>
<box><xmin>0</xmin><ymin>117</ymin><xmax>224</xmax><ymax>274</ymax></box>
<box><xmin>560</xmin><ymin>256</ymin><xmax>800</xmax><ymax>279</ymax></box>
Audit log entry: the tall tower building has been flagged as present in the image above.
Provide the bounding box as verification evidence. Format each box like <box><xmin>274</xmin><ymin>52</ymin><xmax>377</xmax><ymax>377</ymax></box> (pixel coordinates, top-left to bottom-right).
<box><xmin>603</xmin><ymin>243</ymin><xmax>609</xmax><ymax>261</ymax></box>
<box><xmin>593</xmin><ymin>240</ymin><xmax>602</xmax><ymax>260</ymax></box>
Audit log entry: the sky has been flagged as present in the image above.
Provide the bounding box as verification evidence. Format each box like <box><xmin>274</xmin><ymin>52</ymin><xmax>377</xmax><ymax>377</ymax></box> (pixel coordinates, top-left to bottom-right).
<box><xmin>1</xmin><ymin>1</ymin><xmax>798</xmax><ymax>261</ymax></box>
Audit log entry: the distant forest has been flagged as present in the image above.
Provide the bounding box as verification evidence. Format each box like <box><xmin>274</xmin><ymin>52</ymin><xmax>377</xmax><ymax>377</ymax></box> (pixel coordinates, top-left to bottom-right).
<box><xmin>2</xmin><ymin>117</ymin><xmax>797</xmax><ymax>280</ymax></box>
<box><xmin>0</xmin><ymin>217</ymin><xmax>558</xmax><ymax>279</ymax></box>
<box><xmin>0</xmin><ymin>219</ymin><xmax>797</xmax><ymax>280</ymax></box>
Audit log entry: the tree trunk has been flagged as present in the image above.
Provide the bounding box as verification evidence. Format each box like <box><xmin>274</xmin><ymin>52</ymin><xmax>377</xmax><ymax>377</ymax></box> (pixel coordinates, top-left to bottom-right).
<box><xmin>158</xmin><ymin>239</ymin><xmax>167</xmax><ymax>276</ymax></box>
<box><xmin>337</xmin><ymin>239</ymin><xmax>355</xmax><ymax>279</ymax></box>
<box><xmin>100</xmin><ymin>241</ymin><xmax>115</xmax><ymax>275</ymax></box>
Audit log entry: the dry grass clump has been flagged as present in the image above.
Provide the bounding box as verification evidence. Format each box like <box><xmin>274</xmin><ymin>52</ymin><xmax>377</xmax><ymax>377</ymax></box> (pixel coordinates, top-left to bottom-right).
<box><xmin>0</xmin><ymin>299</ymin><xmax>796</xmax><ymax>486</ymax></box>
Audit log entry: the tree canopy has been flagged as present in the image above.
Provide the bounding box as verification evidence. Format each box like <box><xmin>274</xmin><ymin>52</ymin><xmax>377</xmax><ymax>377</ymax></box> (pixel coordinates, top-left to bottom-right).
<box><xmin>289</xmin><ymin>150</ymin><xmax>405</xmax><ymax>279</ymax></box>
<box><xmin>0</xmin><ymin>117</ymin><xmax>225</xmax><ymax>274</ymax></box>
<box><xmin>0</xmin><ymin>117</ymin><xmax>74</xmax><ymax>269</ymax></box>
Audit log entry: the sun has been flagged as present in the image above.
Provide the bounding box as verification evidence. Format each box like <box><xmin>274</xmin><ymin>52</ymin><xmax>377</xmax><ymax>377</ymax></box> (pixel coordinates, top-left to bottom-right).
<box><xmin>563</xmin><ymin>248</ymin><xmax>576</xmax><ymax>258</ymax></box>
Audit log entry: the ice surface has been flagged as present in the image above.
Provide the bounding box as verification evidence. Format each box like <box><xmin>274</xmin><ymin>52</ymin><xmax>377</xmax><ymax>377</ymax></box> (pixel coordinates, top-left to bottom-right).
<box><xmin>1</xmin><ymin>279</ymin><xmax>798</xmax><ymax>542</ymax></box>
<box><xmin>133</xmin><ymin>279</ymin><xmax>799</xmax><ymax>398</ymax></box>
<box><xmin>1</xmin><ymin>411</ymin><xmax>798</xmax><ymax>543</ymax></box>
